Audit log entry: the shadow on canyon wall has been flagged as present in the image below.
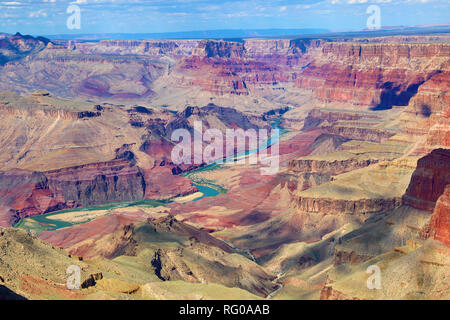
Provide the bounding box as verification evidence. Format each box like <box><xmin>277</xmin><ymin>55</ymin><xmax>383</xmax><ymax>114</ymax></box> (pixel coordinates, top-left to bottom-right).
<box><xmin>0</xmin><ymin>285</ymin><xmax>27</xmax><ymax>300</ymax></box>
<box><xmin>371</xmin><ymin>80</ymin><xmax>425</xmax><ymax>111</ymax></box>
<box><xmin>371</xmin><ymin>70</ymin><xmax>442</xmax><ymax>111</ymax></box>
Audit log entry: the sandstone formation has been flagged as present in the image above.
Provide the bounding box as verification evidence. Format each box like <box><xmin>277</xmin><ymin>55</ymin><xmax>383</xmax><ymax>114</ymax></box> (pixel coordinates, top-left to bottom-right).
<box><xmin>428</xmin><ymin>185</ymin><xmax>450</xmax><ymax>247</ymax></box>
<box><xmin>38</xmin><ymin>215</ymin><xmax>278</xmax><ymax>297</ymax></box>
<box><xmin>316</xmin><ymin>147</ymin><xmax>450</xmax><ymax>299</ymax></box>
<box><xmin>403</xmin><ymin>148</ymin><xmax>450</xmax><ymax>212</ymax></box>
<box><xmin>0</xmin><ymin>33</ymin><xmax>49</xmax><ymax>65</ymax></box>
<box><xmin>296</xmin><ymin>42</ymin><xmax>449</xmax><ymax>108</ymax></box>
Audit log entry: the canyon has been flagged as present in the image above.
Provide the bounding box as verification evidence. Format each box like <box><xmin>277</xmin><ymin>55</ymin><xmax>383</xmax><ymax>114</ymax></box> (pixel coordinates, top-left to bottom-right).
<box><xmin>0</xmin><ymin>30</ymin><xmax>448</xmax><ymax>300</ymax></box>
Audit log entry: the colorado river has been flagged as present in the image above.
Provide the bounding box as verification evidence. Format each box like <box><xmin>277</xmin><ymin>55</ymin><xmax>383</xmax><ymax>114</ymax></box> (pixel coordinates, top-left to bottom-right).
<box><xmin>182</xmin><ymin>118</ymin><xmax>286</xmax><ymax>201</ymax></box>
<box><xmin>15</xmin><ymin>119</ymin><xmax>286</xmax><ymax>234</ymax></box>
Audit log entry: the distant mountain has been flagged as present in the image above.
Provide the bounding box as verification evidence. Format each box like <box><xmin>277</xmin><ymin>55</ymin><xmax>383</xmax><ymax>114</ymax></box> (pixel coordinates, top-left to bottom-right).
<box><xmin>0</xmin><ymin>32</ymin><xmax>49</xmax><ymax>65</ymax></box>
<box><xmin>294</xmin><ymin>24</ymin><xmax>450</xmax><ymax>41</ymax></box>
<box><xmin>37</xmin><ymin>24</ymin><xmax>450</xmax><ymax>42</ymax></box>
<box><xmin>43</xmin><ymin>28</ymin><xmax>330</xmax><ymax>41</ymax></box>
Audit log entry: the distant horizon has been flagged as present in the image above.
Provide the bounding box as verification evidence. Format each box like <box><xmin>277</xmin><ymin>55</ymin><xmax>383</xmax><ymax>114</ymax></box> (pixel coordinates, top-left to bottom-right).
<box><xmin>4</xmin><ymin>23</ymin><xmax>449</xmax><ymax>41</ymax></box>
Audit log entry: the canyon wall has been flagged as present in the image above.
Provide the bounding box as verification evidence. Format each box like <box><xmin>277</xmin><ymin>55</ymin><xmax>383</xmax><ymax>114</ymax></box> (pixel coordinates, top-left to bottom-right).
<box><xmin>402</xmin><ymin>148</ymin><xmax>450</xmax><ymax>212</ymax></box>
<box><xmin>0</xmin><ymin>46</ymin><xmax>166</xmax><ymax>99</ymax></box>
<box><xmin>2</xmin><ymin>34</ymin><xmax>448</xmax><ymax>112</ymax></box>
<box><xmin>46</xmin><ymin>159</ymin><xmax>146</xmax><ymax>207</ymax></box>
<box><xmin>428</xmin><ymin>185</ymin><xmax>450</xmax><ymax>247</ymax></box>
<box><xmin>0</xmin><ymin>159</ymin><xmax>146</xmax><ymax>227</ymax></box>
<box><xmin>289</xmin><ymin>158</ymin><xmax>381</xmax><ymax>175</ymax></box>
<box><xmin>296</xmin><ymin>42</ymin><xmax>449</xmax><ymax>108</ymax></box>
<box><xmin>0</xmin><ymin>33</ymin><xmax>49</xmax><ymax>65</ymax></box>
<box><xmin>296</xmin><ymin>196</ymin><xmax>402</xmax><ymax>215</ymax></box>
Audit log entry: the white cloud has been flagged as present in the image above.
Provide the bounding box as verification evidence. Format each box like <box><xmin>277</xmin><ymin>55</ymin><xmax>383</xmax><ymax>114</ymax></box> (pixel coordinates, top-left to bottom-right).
<box><xmin>29</xmin><ymin>9</ymin><xmax>47</xmax><ymax>18</ymax></box>
<box><xmin>225</xmin><ymin>11</ymin><xmax>249</xmax><ymax>18</ymax></box>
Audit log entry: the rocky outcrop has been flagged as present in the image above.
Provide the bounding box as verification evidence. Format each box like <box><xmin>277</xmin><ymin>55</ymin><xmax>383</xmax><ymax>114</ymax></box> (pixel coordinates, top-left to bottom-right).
<box><xmin>320</xmin><ymin>285</ymin><xmax>360</xmax><ymax>300</ymax></box>
<box><xmin>167</xmin><ymin>37</ymin><xmax>315</xmax><ymax>97</ymax></box>
<box><xmin>404</xmin><ymin>71</ymin><xmax>449</xmax><ymax>124</ymax></box>
<box><xmin>296</xmin><ymin>196</ymin><xmax>402</xmax><ymax>215</ymax></box>
<box><xmin>307</xmin><ymin>134</ymin><xmax>349</xmax><ymax>156</ymax></box>
<box><xmin>301</xmin><ymin>109</ymin><xmax>395</xmax><ymax>142</ymax></box>
<box><xmin>0</xmin><ymin>49</ymin><xmax>165</xmax><ymax>99</ymax></box>
<box><xmin>65</xmin><ymin>223</ymin><xmax>138</xmax><ymax>260</ymax></box>
<box><xmin>0</xmin><ymin>169</ymin><xmax>68</xmax><ymax>227</ymax></box>
<box><xmin>333</xmin><ymin>248</ymin><xmax>373</xmax><ymax>266</ymax></box>
<box><xmin>297</xmin><ymin>42</ymin><xmax>449</xmax><ymax>108</ymax></box>
<box><xmin>149</xmin><ymin>243</ymin><xmax>277</xmax><ymax>297</ymax></box>
<box><xmin>175</xmin><ymin>103</ymin><xmax>260</xmax><ymax>130</ymax></box>
<box><xmin>401</xmin><ymin>69</ymin><xmax>450</xmax><ymax>154</ymax></box>
<box><xmin>81</xmin><ymin>273</ymin><xmax>103</xmax><ymax>289</ymax></box>
<box><xmin>151</xmin><ymin>248</ymin><xmax>198</xmax><ymax>282</ymax></box>
<box><xmin>138</xmin><ymin>103</ymin><xmax>264</xmax><ymax>169</ymax></box>
<box><xmin>3</xmin><ymin>35</ymin><xmax>446</xmax><ymax>111</ymax></box>
<box><xmin>45</xmin><ymin>159</ymin><xmax>146</xmax><ymax>207</ymax></box>
<box><xmin>38</xmin><ymin>213</ymin><xmax>143</xmax><ymax>258</ymax></box>
<box><xmin>0</xmin><ymin>159</ymin><xmax>146</xmax><ymax>227</ymax></box>
<box><xmin>428</xmin><ymin>185</ymin><xmax>450</xmax><ymax>247</ymax></box>
<box><xmin>0</xmin><ymin>33</ymin><xmax>49</xmax><ymax>65</ymax></box>
<box><xmin>288</xmin><ymin>172</ymin><xmax>332</xmax><ymax>192</ymax></box>
<box><xmin>402</xmin><ymin>148</ymin><xmax>450</xmax><ymax>212</ymax></box>
<box><xmin>0</xmin><ymin>101</ymin><xmax>102</xmax><ymax>121</ymax></box>
<box><xmin>70</xmin><ymin>39</ymin><xmax>201</xmax><ymax>56</ymax></box>
<box><xmin>0</xmin><ymin>228</ymin><xmax>98</xmax><ymax>299</ymax></box>
<box><xmin>324</xmin><ymin>126</ymin><xmax>395</xmax><ymax>143</ymax></box>
<box><xmin>194</xmin><ymin>40</ymin><xmax>245</xmax><ymax>59</ymax></box>
<box><xmin>303</xmin><ymin>109</ymin><xmax>380</xmax><ymax>130</ymax></box>
<box><xmin>244</xmin><ymin>39</ymin><xmax>293</xmax><ymax>57</ymax></box>
<box><xmin>173</xmin><ymin>56</ymin><xmax>251</xmax><ymax>96</ymax></box>
<box><xmin>289</xmin><ymin>158</ymin><xmax>381</xmax><ymax>176</ymax></box>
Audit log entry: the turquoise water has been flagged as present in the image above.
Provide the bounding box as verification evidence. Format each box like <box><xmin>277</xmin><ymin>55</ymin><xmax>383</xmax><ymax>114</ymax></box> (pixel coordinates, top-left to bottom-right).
<box><xmin>14</xmin><ymin>198</ymin><xmax>170</xmax><ymax>233</ymax></box>
<box><xmin>16</xmin><ymin>118</ymin><xmax>287</xmax><ymax>231</ymax></box>
<box><xmin>182</xmin><ymin>119</ymin><xmax>287</xmax><ymax>201</ymax></box>
<box><xmin>193</xmin><ymin>183</ymin><xmax>220</xmax><ymax>201</ymax></box>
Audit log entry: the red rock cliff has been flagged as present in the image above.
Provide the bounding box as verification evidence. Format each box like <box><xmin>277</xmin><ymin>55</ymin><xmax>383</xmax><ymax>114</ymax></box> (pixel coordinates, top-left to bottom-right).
<box><xmin>428</xmin><ymin>185</ymin><xmax>450</xmax><ymax>247</ymax></box>
<box><xmin>296</xmin><ymin>42</ymin><xmax>449</xmax><ymax>108</ymax></box>
<box><xmin>403</xmin><ymin>148</ymin><xmax>450</xmax><ymax>212</ymax></box>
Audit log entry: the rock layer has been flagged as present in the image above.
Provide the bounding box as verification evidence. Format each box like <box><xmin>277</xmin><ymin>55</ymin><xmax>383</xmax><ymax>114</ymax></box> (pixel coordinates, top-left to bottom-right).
<box><xmin>403</xmin><ymin>148</ymin><xmax>450</xmax><ymax>212</ymax></box>
<box><xmin>428</xmin><ymin>185</ymin><xmax>450</xmax><ymax>247</ymax></box>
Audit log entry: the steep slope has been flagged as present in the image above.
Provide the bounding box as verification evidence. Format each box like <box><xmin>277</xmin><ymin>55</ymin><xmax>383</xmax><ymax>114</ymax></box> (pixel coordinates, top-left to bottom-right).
<box><xmin>0</xmin><ymin>33</ymin><xmax>49</xmax><ymax>65</ymax></box>
<box><xmin>427</xmin><ymin>185</ymin><xmax>450</xmax><ymax>247</ymax></box>
<box><xmin>38</xmin><ymin>215</ymin><xmax>279</xmax><ymax>297</ymax></box>
<box><xmin>318</xmin><ymin>148</ymin><xmax>450</xmax><ymax>299</ymax></box>
<box><xmin>0</xmin><ymin>226</ymin><xmax>265</xmax><ymax>300</ymax></box>
<box><xmin>0</xmin><ymin>90</ymin><xmax>268</xmax><ymax>227</ymax></box>
<box><xmin>402</xmin><ymin>148</ymin><xmax>450</xmax><ymax>211</ymax></box>
<box><xmin>0</xmin><ymin>228</ymin><xmax>99</xmax><ymax>299</ymax></box>
<box><xmin>296</xmin><ymin>42</ymin><xmax>449</xmax><ymax>108</ymax></box>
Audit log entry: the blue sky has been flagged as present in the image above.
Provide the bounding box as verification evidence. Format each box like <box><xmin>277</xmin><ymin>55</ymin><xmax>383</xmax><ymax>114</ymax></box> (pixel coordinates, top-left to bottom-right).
<box><xmin>0</xmin><ymin>0</ymin><xmax>449</xmax><ymax>35</ymax></box>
